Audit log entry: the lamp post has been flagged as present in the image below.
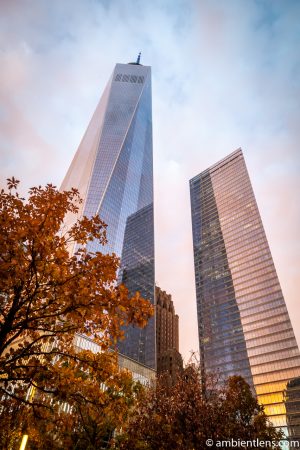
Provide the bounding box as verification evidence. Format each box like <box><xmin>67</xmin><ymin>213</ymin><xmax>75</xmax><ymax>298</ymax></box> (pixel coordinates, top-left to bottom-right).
<box><xmin>19</xmin><ymin>434</ymin><xmax>28</xmax><ymax>450</ymax></box>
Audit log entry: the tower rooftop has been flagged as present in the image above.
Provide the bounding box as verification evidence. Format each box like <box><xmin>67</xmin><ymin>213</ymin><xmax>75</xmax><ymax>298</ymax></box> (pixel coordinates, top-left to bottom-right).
<box><xmin>128</xmin><ymin>52</ymin><xmax>142</xmax><ymax>65</ymax></box>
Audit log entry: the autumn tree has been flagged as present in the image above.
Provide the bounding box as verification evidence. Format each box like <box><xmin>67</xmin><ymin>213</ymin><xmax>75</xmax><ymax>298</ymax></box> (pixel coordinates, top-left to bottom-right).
<box><xmin>16</xmin><ymin>352</ymin><xmax>145</xmax><ymax>450</ymax></box>
<box><xmin>118</xmin><ymin>364</ymin><xmax>283</xmax><ymax>450</ymax></box>
<box><xmin>0</xmin><ymin>178</ymin><xmax>153</xmax><ymax>449</ymax></box>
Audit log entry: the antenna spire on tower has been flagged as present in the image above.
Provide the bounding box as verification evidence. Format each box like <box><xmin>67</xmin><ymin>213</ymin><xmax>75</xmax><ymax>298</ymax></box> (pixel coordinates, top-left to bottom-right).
<box><xmin>136</xmin><ymin>52</ymin><xmax>141</xmax><ymax>64</ymax></box>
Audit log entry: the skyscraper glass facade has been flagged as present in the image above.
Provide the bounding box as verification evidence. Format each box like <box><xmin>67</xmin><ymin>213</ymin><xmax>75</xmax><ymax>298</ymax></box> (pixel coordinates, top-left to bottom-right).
<box><xmin>61</xmin><ymin>62</ymin><xmax>155</xmax><ymax>369</ymax></box>
<box><xmin>118</xmin><ymin>204</ymin><xmax>155</xmax><ymax>368</ymax></box>
<box><xmin>190</xmin><ymin>149</ymin><xmax>300</xmax><ymax>430</ymax></box>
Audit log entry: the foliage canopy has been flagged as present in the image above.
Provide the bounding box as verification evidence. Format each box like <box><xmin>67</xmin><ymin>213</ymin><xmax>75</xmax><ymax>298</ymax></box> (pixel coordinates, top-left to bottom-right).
<box><xmin>118</xmin><ymin>365</ymin><xmax>283</xmax><ymax>450</ymax></box>
<box><xmin>0</xmin><ymin>178</ymin><xmax>153</xmax><ymax>449</ymax></box>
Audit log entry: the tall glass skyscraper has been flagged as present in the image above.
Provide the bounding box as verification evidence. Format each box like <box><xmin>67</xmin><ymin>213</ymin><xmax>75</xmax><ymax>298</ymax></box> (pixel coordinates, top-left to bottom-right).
<box><xmin>61</xmin><ymin>60</ymin><xmax>155</xmax><ymax>370</ymax></box>
<box><xmin>118</xmin><ymin>204</ymin><xmax>155</xmax><ymax>368</ymax></box>
<box><xmin>190</xmin><ymin>148</ymin><xmax>300</xmax><ymax>430</ymax></box>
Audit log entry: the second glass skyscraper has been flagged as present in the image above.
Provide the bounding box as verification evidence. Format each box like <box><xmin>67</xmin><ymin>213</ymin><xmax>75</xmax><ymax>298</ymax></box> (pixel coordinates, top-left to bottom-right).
<box><xmin>190</xmin><ymin>149</ymin><xmax>300</xmax><ymax>431</ymax></box>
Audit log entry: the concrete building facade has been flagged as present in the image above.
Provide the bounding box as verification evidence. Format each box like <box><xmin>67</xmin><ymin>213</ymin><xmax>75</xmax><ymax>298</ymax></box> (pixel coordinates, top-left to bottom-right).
<box><xmin>156</xmin><ymin>287</ymin><xmax>183</xmax><ymax>384</ymax></box>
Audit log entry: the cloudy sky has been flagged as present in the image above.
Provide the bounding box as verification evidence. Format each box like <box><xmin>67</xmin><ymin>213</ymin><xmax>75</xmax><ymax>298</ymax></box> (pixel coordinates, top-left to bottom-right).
<box><xmin>1</xmin><ymin>0</ymin><xmax>299</xmax><ymax>362</ymax></box>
